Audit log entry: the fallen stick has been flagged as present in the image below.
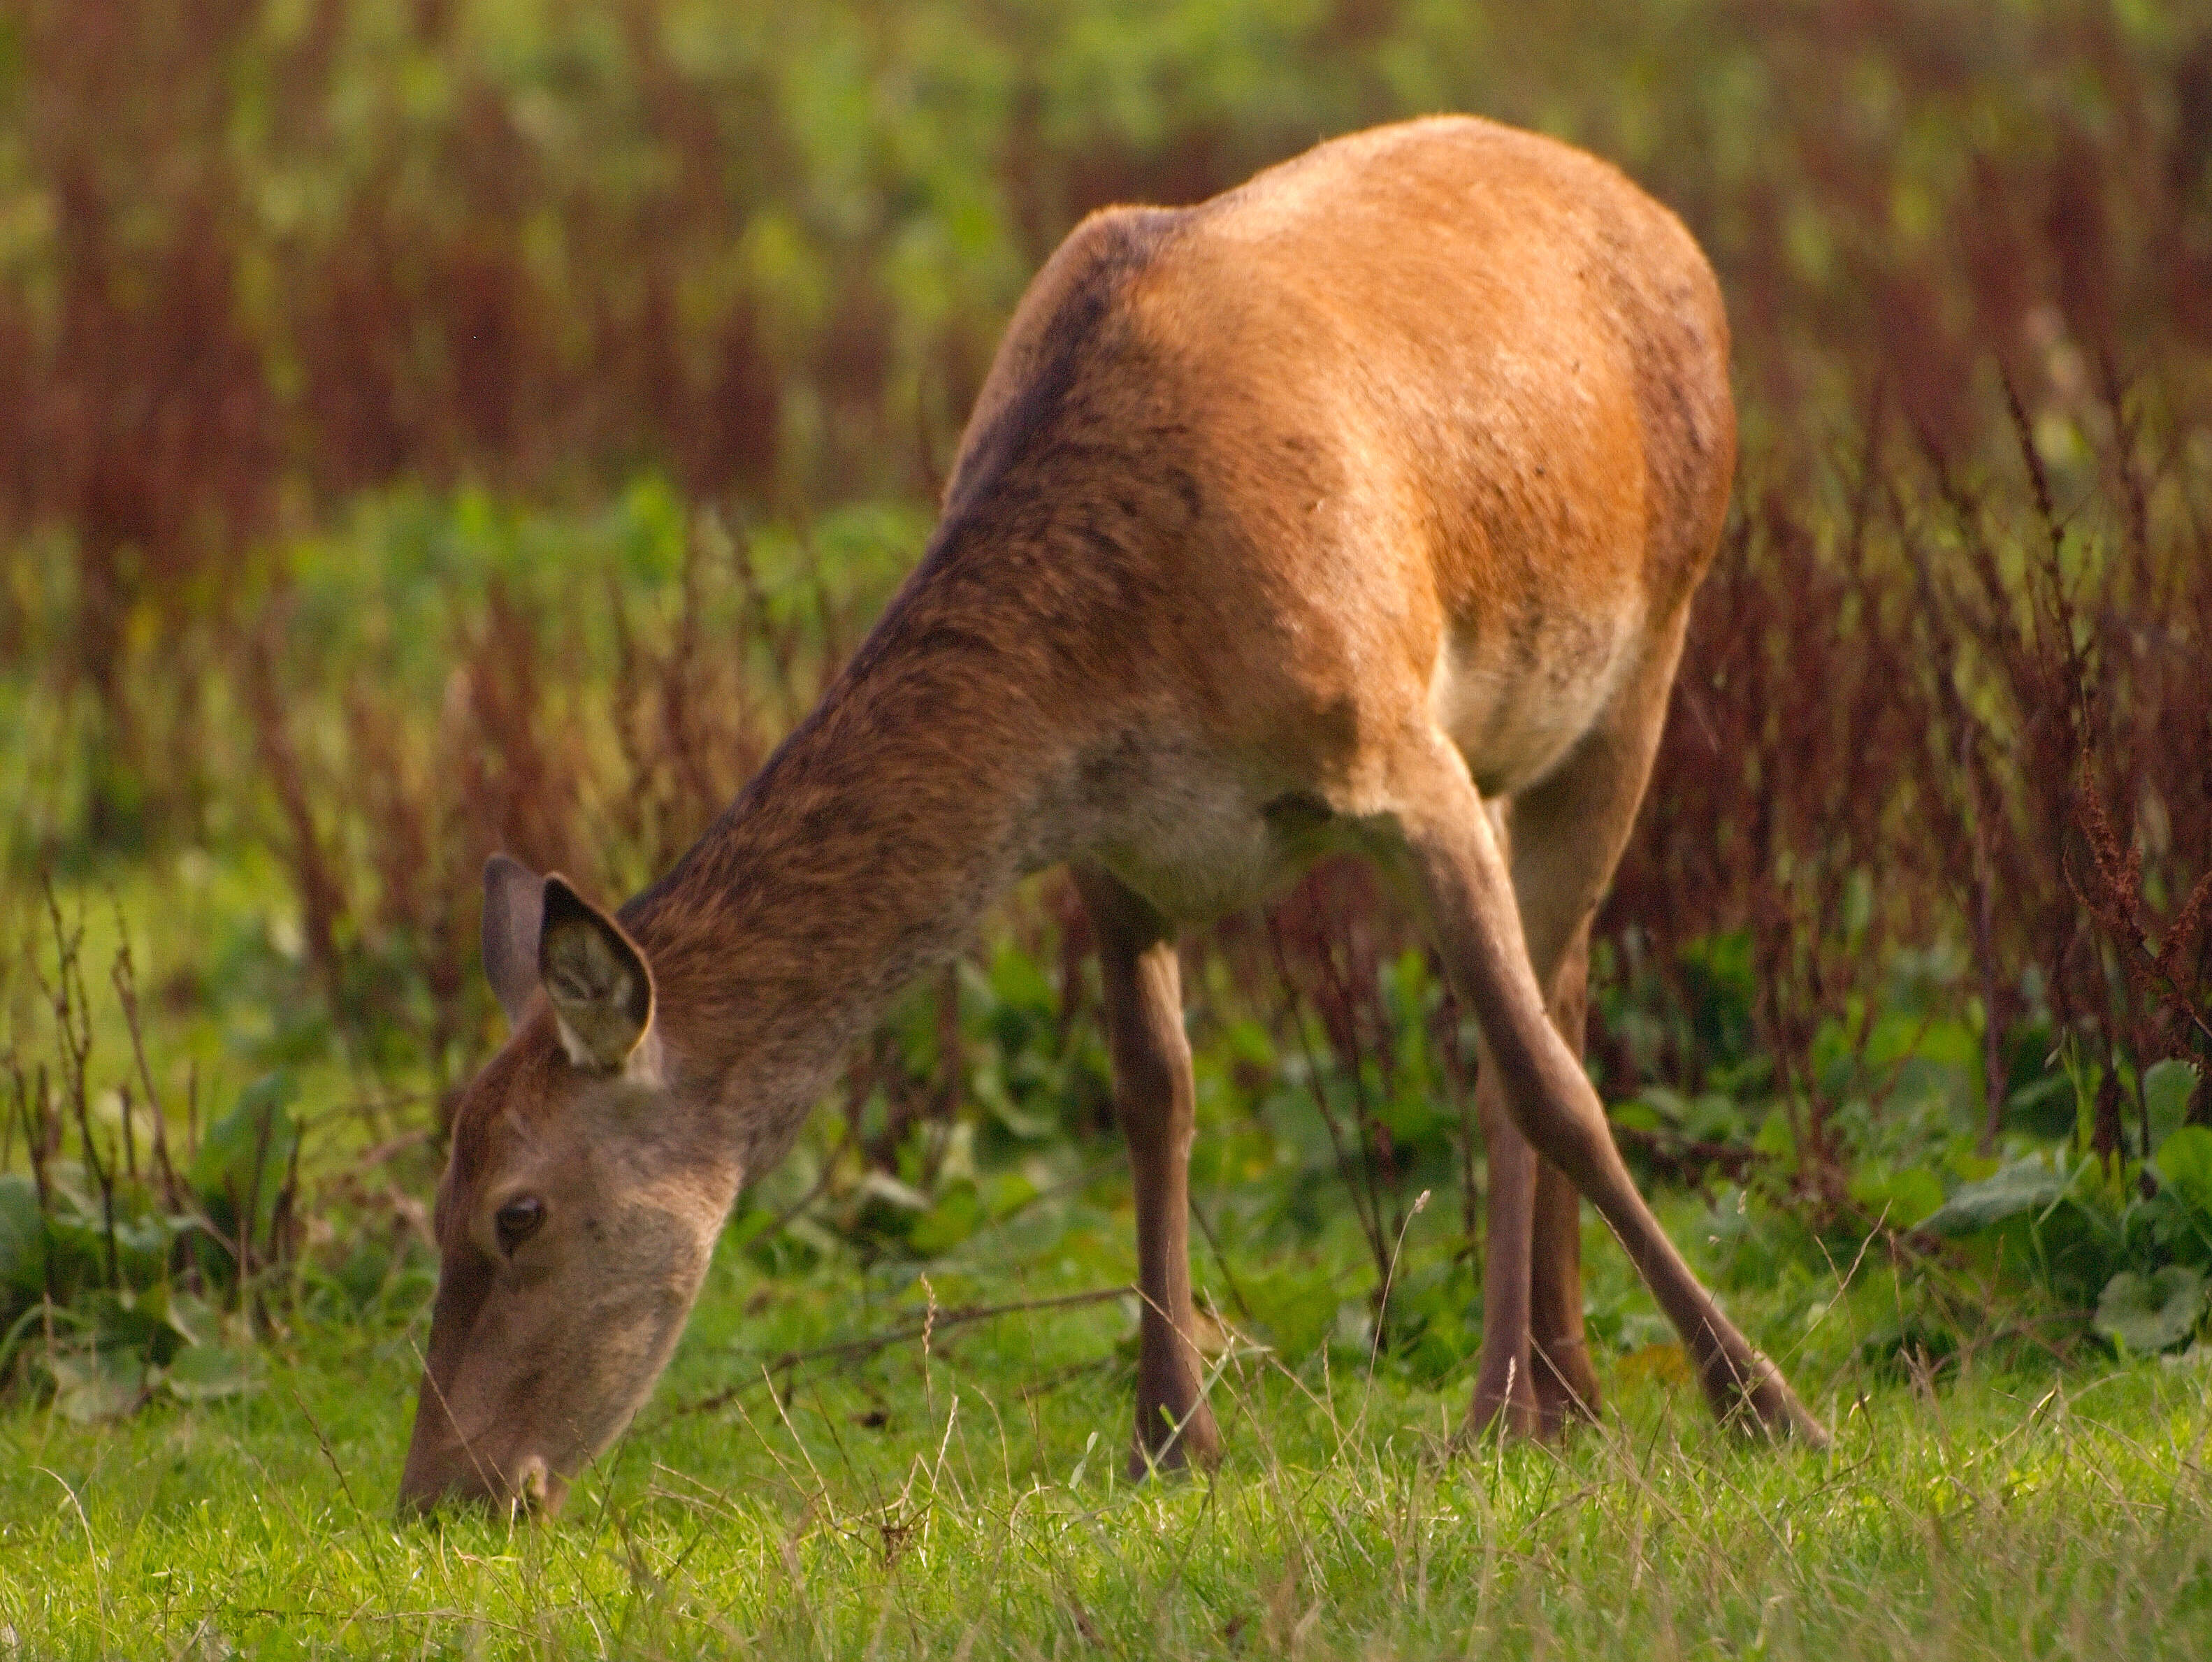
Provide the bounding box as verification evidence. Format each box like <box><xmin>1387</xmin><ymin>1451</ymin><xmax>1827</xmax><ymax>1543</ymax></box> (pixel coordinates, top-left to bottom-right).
<box><xmin>653</xmin><ymin>1283</ymin><xmax>1134</xmax><ymax>1424</ymax></box>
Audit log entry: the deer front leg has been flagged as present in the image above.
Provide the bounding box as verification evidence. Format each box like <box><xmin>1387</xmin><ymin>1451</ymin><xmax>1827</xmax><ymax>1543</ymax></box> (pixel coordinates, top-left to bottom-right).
<box><xmin>1470</xmin><ymin>1061</ymin><xmax>1541</xmax><ymax>1436</ymax></box>
<box><xmin>1473</xmin><ymin>1029</ymin><xmax>1603</xmax><ymax>1436</ymax></box>
<box><xmin>1471</xmin><ymin>824</ymin><xmax>1600</xmax><ymax>1440</ymax></box>
<box><xmin>1075</xmin><ymin>865</ymin><xmax>1224</xmax><ymax>1477</ymax></box>
<box><xmin>1529</xmin><ymin>937</ymin><xmax>1602</xmax><ymax>1433</ymax></box>
<box><xmin>1530</xmin><ymin>1153</ymin><xmax>1601</xmax><ymax>1431</ymax></box>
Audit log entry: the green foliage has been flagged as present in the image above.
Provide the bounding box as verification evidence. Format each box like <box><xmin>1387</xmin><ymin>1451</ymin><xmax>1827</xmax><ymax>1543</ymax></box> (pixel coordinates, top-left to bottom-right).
<box><xmin>0</xmin><ymin>1173</ymin><xmax>38</xmax><ymax>1299</ymax></box>
<box><xmin>186</xmin><ymin>1073</ymin><xmax>301</xmax><ymax>1253</ymax></box>
<box><xmin>1920</xmin><ymin>1155</ymin><xmax>2069</xmax><ymax>1238</ymax></box>
<box><xmin>1905</xmin><ymin>1125</ymin><xmax>2212</xmax><ymax>1354</ymax></box>
<box><xmin>2096</xmin><ymin>1265</ymin><xmax>2209</xmax><ymax>1355</ymax></box>
<box><xmin>2148</xmin><ymin>1071</ymin><xmax>2210</xmax><ymax>1170</ymax></box>
<box><xmin>2157</xmin><ymin>1123</ymin><xmax>2212</xmax><ymax>1216</ymax></box>
<box><xmin>0</xmin><ymin>1071</ymin><xmax>302</xmax><ymax>1418</ymax></box>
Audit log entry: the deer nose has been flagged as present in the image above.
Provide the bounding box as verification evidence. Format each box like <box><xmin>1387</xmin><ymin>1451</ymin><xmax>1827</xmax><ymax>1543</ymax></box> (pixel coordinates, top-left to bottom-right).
<box><xmin>397</xmin><ymin>1451</ymin><xmax>484</xmax><ymax>1518</ymax></box>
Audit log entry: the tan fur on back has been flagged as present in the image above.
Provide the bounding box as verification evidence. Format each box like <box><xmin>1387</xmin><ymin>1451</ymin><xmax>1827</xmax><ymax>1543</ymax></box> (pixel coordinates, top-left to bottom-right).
<box><xmin>937</xmin><ymin>115</ymin><xmax>1731</xmax><ymax>906</ymax></box>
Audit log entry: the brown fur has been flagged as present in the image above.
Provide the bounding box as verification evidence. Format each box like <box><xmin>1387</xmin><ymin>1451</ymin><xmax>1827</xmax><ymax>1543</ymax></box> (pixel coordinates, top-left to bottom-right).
<box><xmin>400</xmin><ymin>115</ymin><xmax>1821</xmax><ymax>1517</ymax></box>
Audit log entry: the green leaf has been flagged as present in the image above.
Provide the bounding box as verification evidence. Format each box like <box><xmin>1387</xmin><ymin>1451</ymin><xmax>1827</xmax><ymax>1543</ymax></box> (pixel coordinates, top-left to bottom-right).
<box><xmin>981</xmin><ymin>1170</ymin><xmax>1039</xmax><ymax>1220</ymax></box>
<box><xmin>48</xmin><ymin>1347</ymin><xmax>149</xmax><ymax>1422</ymax></box>
<box><xmin>1610</xmin><ymin>1099</ymin><xmax>1666</xmax><ymax>1134</ymax></box>
<box><xmin>1849</xmin><ymin>1163</ymin><xmax>1946</xmax><ymax>1229</ymax></box>
<box><xmin>162</xmin><ymin>1289</ymin><xmax>219</xmax><ymax>1350</ymax></box>
<box><xmin>1919</xmin><ymin>1156</ymin><xmax>2067</xmax><ymax>1236</ymax></box>
<box><xmin>2006</xmin><ymin>1070</ymin><xmax>2076</xmax><ymax>1139</ymax></box>
<box><xmin>856</xmin><ymin>1171</ymin><xmax>930</xmax><ymax>1213</ymax></box>
<box><xmin>979</xmin><ymin>1087</ymin><xmax>1056</xmax><ymax>1142</ymax></box>
<box><xmin>2095</xmin><ymin>1265</ymin><xmax>2209</xmax><ymax>1354</ymax></box>
<box><xmin>82</xmin><ymin>1289</ymin><xmax>170</xmax><ymax>1358</ymax></box>
<box><xmin>2144</xmin><ymin>1061</ymin><xmax>2201</xmax><ymax>1150</ymax></box>
<box><xmin>188</xmin><ymin>1072</ymin><xmax>300</xmax><ymax>1234</ymax></box>
<box><xmin>908</xmin><ymin>1182</ymin><xmax>984</xmax><ymax>1257</ymax></box>
<box><xmin>1628</xmin><ymin>1087</ymin><xmax>1691</xmax><ymax>1127</ymax></box>
<box><xmin>2154</xmin><ymin>1126</ymin><xmax>2212</xmax><ymax>1217</ymax></box>
<box><xmin>164</xmin><ymin>1343</ymin><xmax>258</xmax><ymax>1402</ymax></box>
<box><xmin>1687</xmin><ymin>1093</ymin><xmax>1750</xmax><ymax>1143</ymax></box>
<box><xmin>0</xmin><ymin>1173</ymin><xmax>45</xmax><ymax>1297</ymax></box>
<box><xmin>1751</xmin><ymin>1110</ymin><xmax>1795</xmax><ymax>1161</ymax></box>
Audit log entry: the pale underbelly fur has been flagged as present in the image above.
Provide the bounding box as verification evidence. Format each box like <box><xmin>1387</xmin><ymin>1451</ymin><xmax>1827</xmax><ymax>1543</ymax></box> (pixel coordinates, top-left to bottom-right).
<box><xmin>1429</xmin><ymin>598</ymin><xmax>1644</xmax><ymax>800</ymax></box>
<box><xmin>1087</xmin><ymin>600</ymin><xmax>1642</xmax><ymax>924</ymax></box>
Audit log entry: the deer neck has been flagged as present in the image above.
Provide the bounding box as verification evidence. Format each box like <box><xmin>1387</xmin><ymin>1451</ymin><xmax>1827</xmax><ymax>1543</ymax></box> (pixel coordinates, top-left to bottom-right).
<box><xmin>616</xmin><ymin>550</ymin><xmax>1085</xmax><ymax>1170</ymax></box>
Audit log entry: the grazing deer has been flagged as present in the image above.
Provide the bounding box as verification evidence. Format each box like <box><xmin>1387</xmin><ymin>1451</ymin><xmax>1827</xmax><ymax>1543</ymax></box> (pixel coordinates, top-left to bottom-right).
<box><xmin>399</xmin><ymin>114</ymin><xmax>1823</xmax><ymax>1517</ymax></box>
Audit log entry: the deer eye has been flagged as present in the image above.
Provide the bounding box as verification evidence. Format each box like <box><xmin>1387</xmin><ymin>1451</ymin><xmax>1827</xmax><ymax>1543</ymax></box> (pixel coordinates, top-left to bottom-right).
<box><xmin>495</xmin><ymin>1197</ymin><xmax>546</xmax><ymax>1255</ymax></box>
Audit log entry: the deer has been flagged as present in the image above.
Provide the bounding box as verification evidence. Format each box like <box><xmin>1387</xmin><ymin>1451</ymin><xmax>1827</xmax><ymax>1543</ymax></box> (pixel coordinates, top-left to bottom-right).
<box><xmin>398</xmin><ymin>113</ymin><xmax>1825</xmax><ymax>1517</ymax></box>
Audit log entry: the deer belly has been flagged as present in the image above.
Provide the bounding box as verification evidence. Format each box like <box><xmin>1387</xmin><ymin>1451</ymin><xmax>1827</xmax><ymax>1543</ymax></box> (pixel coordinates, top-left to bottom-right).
<box><xmin>1080</xmin><ymin>743</ymin><xmax>1343</xmax><ymax>923</ymax></box>
<box><xmin>1428</xmin><ymin>605</ymin><xmax>1640</xmax><ymax>799</ymax></box>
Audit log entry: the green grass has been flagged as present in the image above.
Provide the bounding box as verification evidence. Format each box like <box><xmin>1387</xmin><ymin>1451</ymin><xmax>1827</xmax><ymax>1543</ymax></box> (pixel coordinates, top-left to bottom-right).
<box><xmin>3</xmin><ymin>1228</ymin><xmax>2209</xmax><ymax>1661</ymax></box>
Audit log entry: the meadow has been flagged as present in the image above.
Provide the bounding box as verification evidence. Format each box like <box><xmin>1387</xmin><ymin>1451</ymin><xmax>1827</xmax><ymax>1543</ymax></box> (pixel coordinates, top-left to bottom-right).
<box><xmin>6</xmin><ymin>1244</ymin><xmax>2212</xmax><ymax>1658</ymax></box>
<box><xmin>3</xmin><ymin>1</ymin><xmax>2211</xmax><ymax>1655</ymax></box>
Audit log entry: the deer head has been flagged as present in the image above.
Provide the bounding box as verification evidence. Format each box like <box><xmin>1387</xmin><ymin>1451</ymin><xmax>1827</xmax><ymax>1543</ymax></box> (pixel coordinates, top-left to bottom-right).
<box><xmin>398</xmin><ymin>855</ymin><xmax>737</xmax><ymax>1517</ymax></box>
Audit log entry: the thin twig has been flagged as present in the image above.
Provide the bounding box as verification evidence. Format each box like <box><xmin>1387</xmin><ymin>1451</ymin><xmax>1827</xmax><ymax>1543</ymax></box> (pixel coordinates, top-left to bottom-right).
<box><xmin>649</xmin><ymin>1285</ymin><xmax>1134</xmax><ymax>1426</ymax></box>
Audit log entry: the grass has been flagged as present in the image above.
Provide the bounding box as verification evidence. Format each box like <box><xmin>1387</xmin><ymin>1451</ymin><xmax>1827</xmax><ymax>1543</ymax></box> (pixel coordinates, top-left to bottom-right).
<box><xmin>3</xmin><ymin>1215</ymin><xmax>2209</xmax><ymax>1661</ymax></box>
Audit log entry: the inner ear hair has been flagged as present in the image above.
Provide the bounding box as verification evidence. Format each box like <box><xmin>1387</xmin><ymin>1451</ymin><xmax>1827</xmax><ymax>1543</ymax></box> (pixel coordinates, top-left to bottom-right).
<box><xmin>537</xmin><ymin>875</ymin><xmax>655</xmax><ymax>1070</ymax></box>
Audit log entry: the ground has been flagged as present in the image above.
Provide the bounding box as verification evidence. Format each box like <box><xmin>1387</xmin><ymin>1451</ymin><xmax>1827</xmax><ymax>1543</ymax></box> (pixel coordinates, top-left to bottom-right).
<box><xmin>3</xmin><ymin>1220</ymin><xmax>2207</xmax><ymax>1661</ymax></box>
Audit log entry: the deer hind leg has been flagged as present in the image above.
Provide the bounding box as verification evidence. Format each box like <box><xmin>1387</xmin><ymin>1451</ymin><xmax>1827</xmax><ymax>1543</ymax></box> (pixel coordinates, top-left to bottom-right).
<box><xmin>1075</xmin><ymin>864</ymin><xmax>1224</xmax><ymax>1478</ymax></box>
<box><xmin>1394</xmin><ymin>653</ymin><xmax>1824</xmax><ymax>1445</ymax></box>
<box><xmin>1467</xmin><ymin>617</ymin><xmax>1691</xmax><ymax>1438</ymax></box>
<box><xmin>1470</xmin><ymin>1026</ymin><xmax>1542</xmax><ymax>1436</ymax></box>
<box><xmin>1500</xmin><ymin>633</ymin><xmax>1698</xmax><ymax>1433</ymax></box>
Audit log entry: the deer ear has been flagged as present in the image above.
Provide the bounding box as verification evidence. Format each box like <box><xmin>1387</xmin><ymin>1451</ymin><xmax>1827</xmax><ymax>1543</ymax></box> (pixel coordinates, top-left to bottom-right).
<box><xmin>538</xmin><ymin>875</ymin><xmax>655</xmax><ymax>1070</ymax></box>
<box><xmin>482</xmin><ymin>855</ymin><xmax>545</xmax><ymax>1028</ymax></box>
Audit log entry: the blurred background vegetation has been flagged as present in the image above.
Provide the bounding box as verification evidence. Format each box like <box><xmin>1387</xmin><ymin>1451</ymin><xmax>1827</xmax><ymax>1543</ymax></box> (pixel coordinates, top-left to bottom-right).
<box><xmin>2</xmin><ymin>0</ymin><xmax>2210</xmax><ymax>1417</ymax></box>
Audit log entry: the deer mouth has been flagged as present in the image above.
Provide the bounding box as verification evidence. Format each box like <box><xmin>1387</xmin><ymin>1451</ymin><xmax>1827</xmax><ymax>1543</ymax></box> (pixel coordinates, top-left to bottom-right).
<box><xmin>509</xmin><ymin>1454</ymin><xmax>569</xmax><ymax>1518</ymax></box>
<box><xmin>398</xmin><ymin>1436</ymin><xmax>571</xmax><ymax>1520</ymax></box>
